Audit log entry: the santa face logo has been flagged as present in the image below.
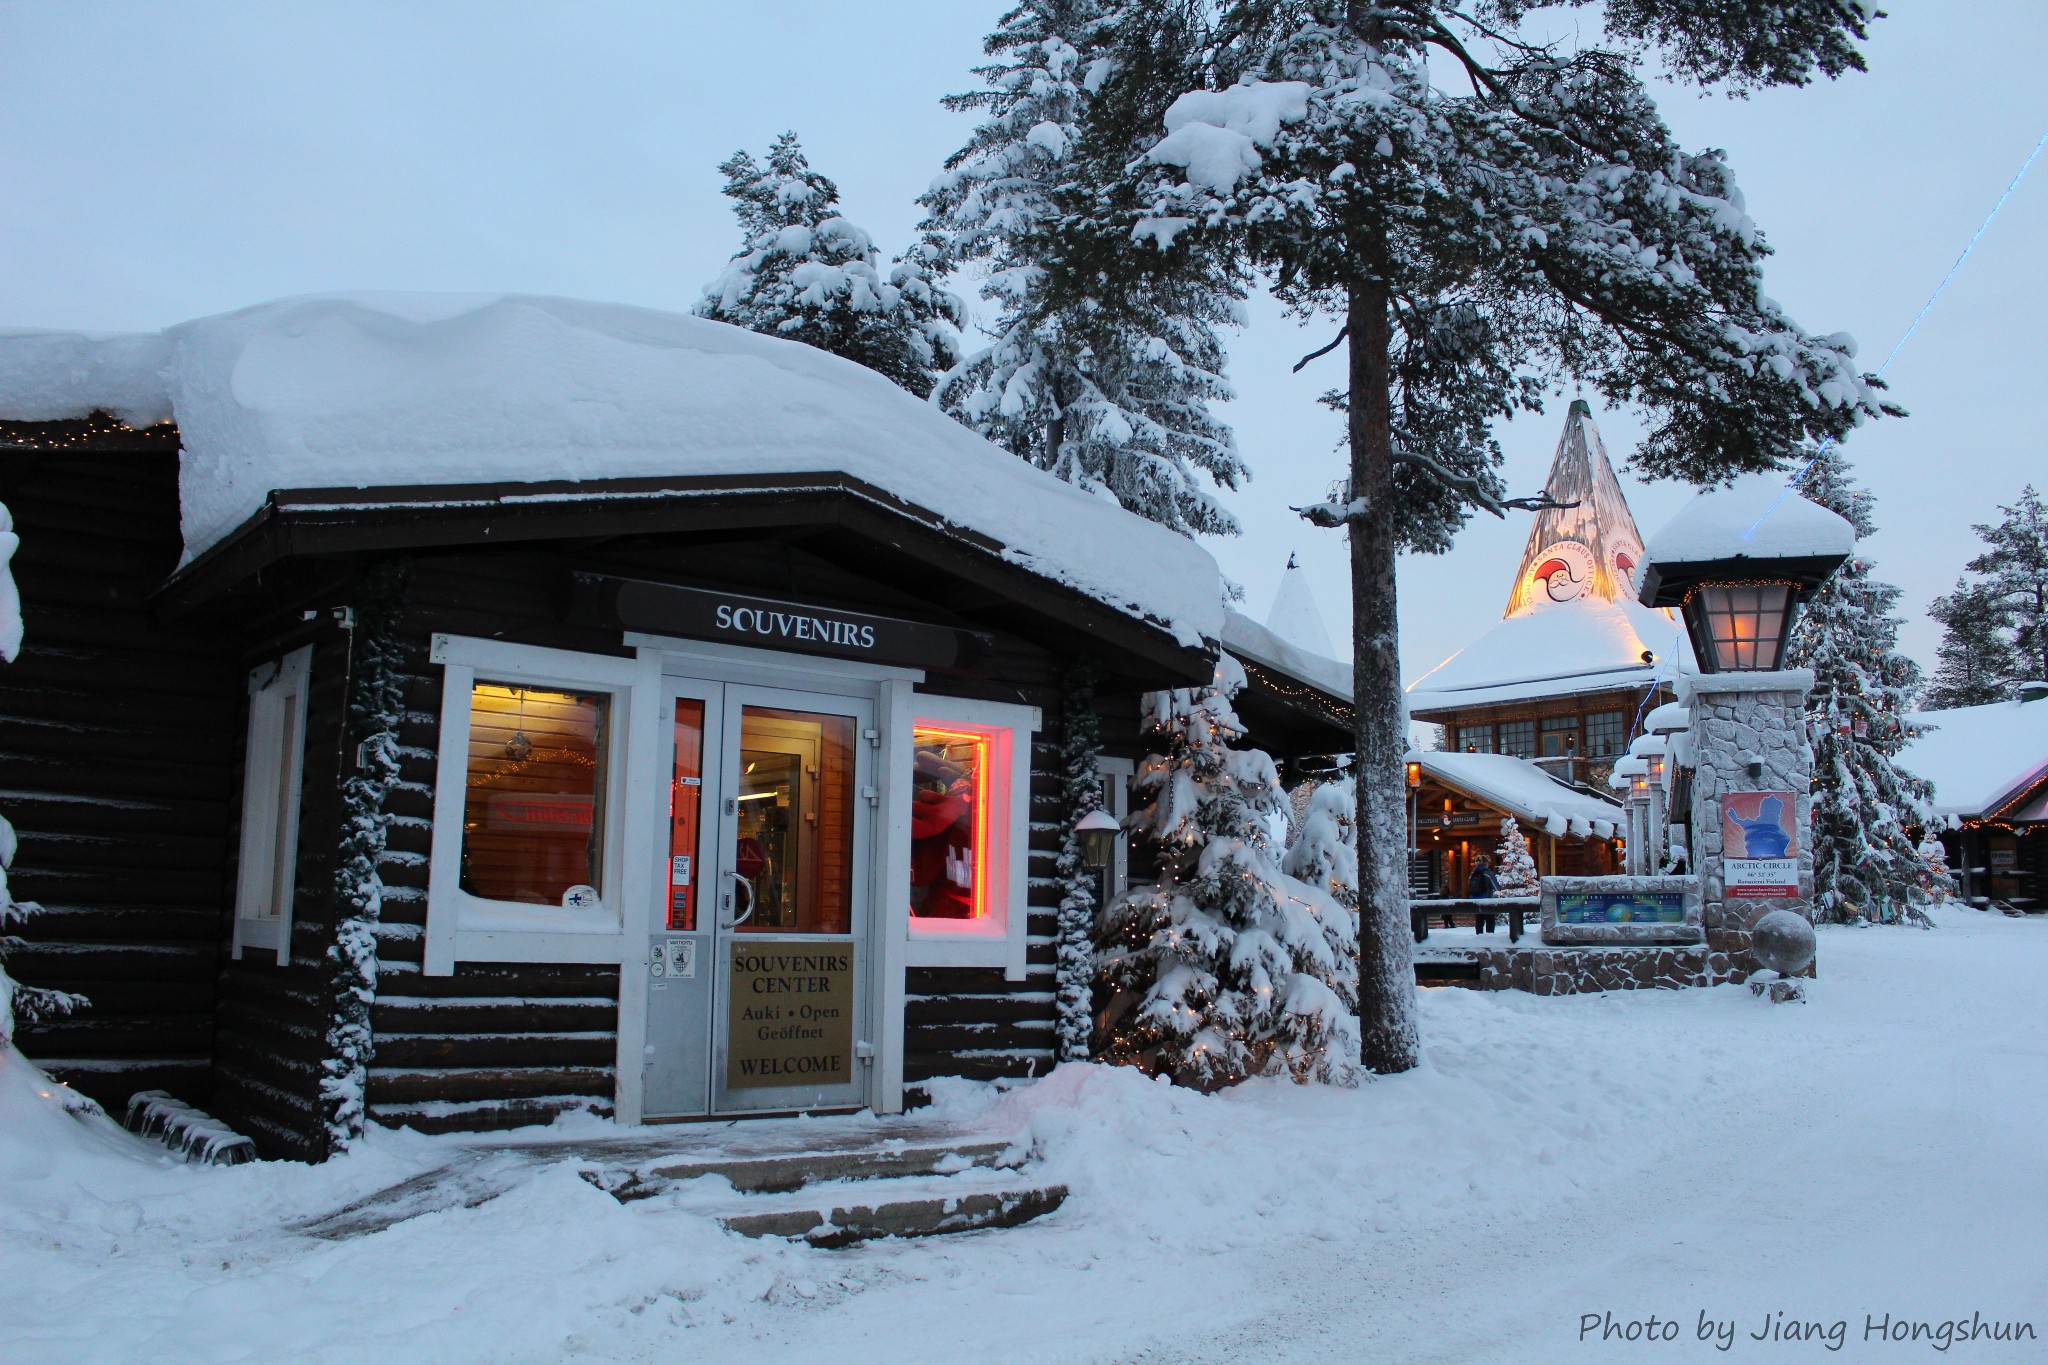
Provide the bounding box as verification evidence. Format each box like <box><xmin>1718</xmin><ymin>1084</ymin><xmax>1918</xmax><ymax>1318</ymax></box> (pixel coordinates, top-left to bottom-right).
<box><xmin>1611</xmin><ymin>537</ymin><xmax>1644</xmax><ymax>589</ymax></box>
<box><xmin>1530</xmin><ymin>541</ymin><xmax>1595</xmax><ymax>603</ymax></box>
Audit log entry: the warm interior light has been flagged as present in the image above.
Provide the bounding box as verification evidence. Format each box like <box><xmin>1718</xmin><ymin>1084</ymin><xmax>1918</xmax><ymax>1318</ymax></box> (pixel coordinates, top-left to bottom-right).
<box><xmin>911</xmin><ymin>724</ymin><xmax>994</xmax><ymax>920</ymax></box>
<box><xmin>1688</xmin><ymin>582</ymin><xmax>1795</xmax><ymax>672</ymax></box>
<box><xmin>1406</xmin><ymin>761</ymin><xmax>1422</xmax><ymax>788</ymax></box>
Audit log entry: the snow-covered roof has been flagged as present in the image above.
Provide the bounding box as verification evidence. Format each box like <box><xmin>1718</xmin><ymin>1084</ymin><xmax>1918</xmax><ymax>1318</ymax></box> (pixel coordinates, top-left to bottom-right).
<box><xmin>1641</xmin><ymin>470</ymin><xmax>1855</xmax><ymax>569</ymax></box>
<box><xmin>1221</xmin><ymin>608</ymin><xmax>1351</xmax><ymax>700</ymax></box>
<box><xmin>1900</xmin><ymin>698</ymin><xmax>2048</xmax><ymax>820</ymax></box>
<box><xmin>1405</xmin><ymin>594</ymin><xmax>1692</xmax><ymax>714</ymax></box>
<box><xmin>1264</xmin><ymin>554</ymin><xmax>1334</xmax><ymax>658</ymax></box>
<box><xmin>1645</xmin><ymin>700</ymin><xmax>1689</xmax><ymax>734</ymax></box>
<box><xmin>1412</xmin><ymin>749</ymin><xmax>1620</xmax><ymax>838</ymax></box>
<box><xmin>0</xmin><ymin>293</ymin><xmax>1223</xmax><ymax>643</ymax></box>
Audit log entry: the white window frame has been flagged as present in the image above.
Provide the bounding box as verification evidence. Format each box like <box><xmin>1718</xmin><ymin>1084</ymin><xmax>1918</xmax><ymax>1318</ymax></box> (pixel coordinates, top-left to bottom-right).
<box><xmin>904</xmin><ymin>694</ymin><xmax>1039</xmax><ymax>980</ymax></box>
<box><xmin>232</xmin><ymin>646</ymin><xmax>314</xmax><ymax>961</ymax></box>
<box><xmin>425</xmin><ymin>634</ymin><xmax>640</xmax><ymax>975</ymax></box>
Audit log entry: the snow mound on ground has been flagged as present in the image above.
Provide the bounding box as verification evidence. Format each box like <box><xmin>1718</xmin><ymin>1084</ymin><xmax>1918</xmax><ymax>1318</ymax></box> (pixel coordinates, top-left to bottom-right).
<box><xmin>0</xmin><ymin>294</ymin><xmax>1223</xmax><ymax>643</ymax></box>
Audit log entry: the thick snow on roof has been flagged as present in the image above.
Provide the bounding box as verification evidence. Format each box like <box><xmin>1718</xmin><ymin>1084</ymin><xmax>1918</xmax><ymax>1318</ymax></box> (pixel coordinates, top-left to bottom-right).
<box><xmin>1642</xmin><ymin>470</ymin><xmax>1855</xmax><ymax>568</ymax></box>
<box><xmin>1406</xmin><ymin>594</ymin><xmax>1692</xmax><ymax>714</ymax></box>
<box><xmin>1413</xmin><ymin>750</ymin><xmax>1620</xmax><ymax>837</ymax></box>
<box><xmin>1221</xmin><ymin>608</ymin><xmax>1350</xmax><ymax>700</ymax></box>
<box><xmin>1900</xmin><ymin>699</ymin><xmax>2048</xmax><ymax>819</ymax></box>
<box><xmin>0</xmin><ymin>294</ymin><xmax>1223</xmax><ymax>641</ymax></box>
<box><xmin>1264</xmin><ymin>554</ymin><xmax>1334</xmax><ymax>658</ymax></box>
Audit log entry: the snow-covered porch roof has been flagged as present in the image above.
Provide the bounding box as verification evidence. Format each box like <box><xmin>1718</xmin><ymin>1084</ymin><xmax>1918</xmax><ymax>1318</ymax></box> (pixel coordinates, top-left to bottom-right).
<box><xmin>1900</xmin><ymin>698</ymin><xmax>2048</xmax><ymax>822</ymax></box>
<box><xmin>1405</xmin><ymin>594</ymin><xmax>1692</xmax><ymax>717</ymax></box>
<box><xmin>0</xmin><ymin>293</ymin><xmax>1226</xmax><ymax>653</ymax></box>
<box><xmin>1410</xmin><ymin>749</ymin><xmax>1621</xmax><ymax>839</ymax></box>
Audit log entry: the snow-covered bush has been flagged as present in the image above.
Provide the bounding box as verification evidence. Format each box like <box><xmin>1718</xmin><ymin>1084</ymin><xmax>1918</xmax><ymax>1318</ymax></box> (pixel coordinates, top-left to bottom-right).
<box><xmin>1494</xmin><ymin>819</ymin><xmax>1540</xmax><ymax>897</ymax></box>
<box><xmin>698</xmin><ymin>132</ymin><xmax>962</xmax><ymax>398</ymax></box>
<box><xmin>1282</xmin><ymin>777</ymin><xmax>1357</xmax><ymax>916</ymax></box>
<box><xmin>1095</xmin><ymin>656</ymin><xmax>1357</xmax><ymax>1090</ymax></box>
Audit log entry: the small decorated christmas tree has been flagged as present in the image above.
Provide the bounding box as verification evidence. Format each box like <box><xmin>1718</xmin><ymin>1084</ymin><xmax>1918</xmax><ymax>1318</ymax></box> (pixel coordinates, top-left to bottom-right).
<box><xmin>1495</xmin><ymin>818</ymin><xmax>1540</xmax><ymax>897</ymax></box>
<box><xmin>1095</xmin><ymin>656</ymin><xmax>1356</xmax><ymax>1090</ymax></box>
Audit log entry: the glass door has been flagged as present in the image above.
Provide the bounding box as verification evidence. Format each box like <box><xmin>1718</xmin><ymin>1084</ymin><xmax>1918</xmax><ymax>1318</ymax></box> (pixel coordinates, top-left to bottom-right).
<box><xmin>712</xmin><ymin>687</ymin><xmax>871</xmax><ymax>1113</ymax></box>
<box><xmin>642</xmin><ymin>684</ymin><xmax>723</xmax><ymax>1119</ymax></box>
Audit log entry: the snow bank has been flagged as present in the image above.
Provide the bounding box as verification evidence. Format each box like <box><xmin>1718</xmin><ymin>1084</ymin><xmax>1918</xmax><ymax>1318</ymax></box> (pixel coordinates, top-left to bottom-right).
<box><xmin>1406</xmin><ymin>594</ymin><xmax>1691</xmax><ymax>712</ymax></box>
<box><xmin>1642</xmin><ymin>470</ymin><xmax>1855</xmax><ymax>567</ymax></box>
<box><xmin>0</xmin><ymin>295</ymin><xmax>1223</xmax><ymax>642</ymax></box>
<box><xmin>1901</xmin><ymin>698</ymin><xmax>2048</xmax><ymax>819</ymax></box>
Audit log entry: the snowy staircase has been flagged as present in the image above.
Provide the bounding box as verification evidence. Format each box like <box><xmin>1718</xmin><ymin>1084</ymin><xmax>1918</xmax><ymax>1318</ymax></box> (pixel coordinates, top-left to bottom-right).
<box><xmin>295</xmin><ymin>1118</ymin><xmax>1065</xmax><ymax>1247</ymax></box>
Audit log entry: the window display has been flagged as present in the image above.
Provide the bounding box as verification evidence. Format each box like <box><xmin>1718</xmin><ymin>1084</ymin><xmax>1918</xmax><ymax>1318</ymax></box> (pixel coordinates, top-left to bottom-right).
<box><xmin>460</xmin><ymin>683</ymin><xmax>609</xmax><ymax>906</ymax></box>
<box><xmin>668</xmin><ymin>698</ymin><xmax>705</xmax><ymax>930</ymax></box>
<box><xmin>911</xmin><ymin>726</ymin><xmax>989</xmax><ymax>920</ymax></box>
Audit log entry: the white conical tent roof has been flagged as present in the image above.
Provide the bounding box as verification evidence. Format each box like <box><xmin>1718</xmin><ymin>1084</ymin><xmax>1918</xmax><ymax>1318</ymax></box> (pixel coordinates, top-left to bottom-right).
<box><xmin>1265</xmin><ymin>553</ymin><xmax>1334</xmax><ymax>657</ymax></box>
<box><xmin>1502</xmin><ymin>401</ymin><xmax>1648</xmax><ymax>618</ymax></box>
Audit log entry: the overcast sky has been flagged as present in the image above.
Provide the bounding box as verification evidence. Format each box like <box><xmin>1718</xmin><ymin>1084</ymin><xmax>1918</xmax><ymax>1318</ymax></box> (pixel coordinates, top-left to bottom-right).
<box><xmin>3</xmin><ymin>1</ymin><xmax>2042</xmax><ymax>686</ymax></box>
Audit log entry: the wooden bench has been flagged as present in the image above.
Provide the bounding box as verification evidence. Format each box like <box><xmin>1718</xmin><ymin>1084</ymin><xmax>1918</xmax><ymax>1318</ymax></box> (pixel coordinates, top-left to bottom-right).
<box><xmin>1410</xmin><ymin>897</ymin><xmax>1539</xmax><ymax>945</ymax></box>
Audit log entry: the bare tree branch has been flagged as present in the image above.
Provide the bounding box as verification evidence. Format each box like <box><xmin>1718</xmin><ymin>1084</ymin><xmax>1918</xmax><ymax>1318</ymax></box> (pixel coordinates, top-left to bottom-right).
<box><xmin>1293</xmin><ymin>325</ymin><xmax>1350</xmax><ymax>372</ymax></box>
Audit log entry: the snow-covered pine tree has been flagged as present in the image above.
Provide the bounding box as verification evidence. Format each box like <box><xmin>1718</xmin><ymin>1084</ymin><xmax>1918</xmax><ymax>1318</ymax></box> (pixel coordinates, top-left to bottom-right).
<box><xmin>1494</xmin><ymin>818</ymin><xmax>1540</xmax><ymax>898</ymax></box>
<box><xmin>1922</xmin><ymin>580</ymin><xmax>2018</xmax><ymax>710</ymax></box>
<box><xmin>921</xmin><ymin>1</ymin><xmax>1249</xmax><ymax>535</ymax></box>
<box><xmin>1282</xmin><ymin>775</ymin><xmax>1358</xmax><ymax>915</ymax></box>
<box><xmin>1786</xmin><ymin>447</ymin><xmax>1937</xmax><ymax>926</ymax></box>
<box><xmin>320</xmin><ymin>561</ymin><xmax>409</xmax><ymax>1152</ymax></box>
<box><xmin>1053</xmin><ymin>662</ymin><xmax>1104</xmax><ymax>1061</ymax></box>
<box><xmin>698</xmin><ymin>132</ymin><xmax>963</xmax><ymax>398</ymax></box>
<box><xmin>1066</xmin><ymin>1</ymin><xmax>1891</xmax><ymax>1071</ymax></box>
<box><xmin>0</xmin><ymin>500</ymin><xmax>83</xmax><ymax>1050</ymax></box>
<box><xmin>1973</xmin><ymin>485</ymin><xmax>2048</xmax><ymax>685</ymax></box>
<box><xmin>1096</xmin><ymin>655</ymin><xmax>1357</xmax><ymax>1089</ymax></box>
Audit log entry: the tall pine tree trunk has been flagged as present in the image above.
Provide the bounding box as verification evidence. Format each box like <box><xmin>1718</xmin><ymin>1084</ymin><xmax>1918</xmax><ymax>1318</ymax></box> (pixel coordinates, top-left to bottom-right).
<box><xmin>1347</xmin><ymin>279</ymin><xmax>1419</xmax><ymax>1073</ymax></box>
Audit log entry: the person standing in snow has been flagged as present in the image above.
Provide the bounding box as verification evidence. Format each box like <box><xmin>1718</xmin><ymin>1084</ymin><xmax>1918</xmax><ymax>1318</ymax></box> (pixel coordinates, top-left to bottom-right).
<box><xmin>1466</xmin><ymin>855</ymin><xmax>1498</xmax><ymax>934</ymax></box>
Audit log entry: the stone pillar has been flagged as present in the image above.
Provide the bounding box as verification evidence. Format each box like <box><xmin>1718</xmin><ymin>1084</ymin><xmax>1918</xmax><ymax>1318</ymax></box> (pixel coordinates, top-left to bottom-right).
<box><xmin>1688</xmin><ymin>669</ymin><xmax>1815</xmax><ymax>984</ymax></box>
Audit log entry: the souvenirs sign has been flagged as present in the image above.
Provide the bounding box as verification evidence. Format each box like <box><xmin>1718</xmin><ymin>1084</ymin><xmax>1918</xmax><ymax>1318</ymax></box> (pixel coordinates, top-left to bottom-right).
<box><xmin>575</xmin><ymin>573</ymin><xmax>991</xmax><ymax>671</ymax></box>
<box><xmin>1722</xmin><ymin>790</ymin><xmax>1799</xmax><ymax>898</ymax></box>
<box><xmin>726</xmin><ymin>942</ymin><xmax>855</xmax><ymax>1089</ymax></box>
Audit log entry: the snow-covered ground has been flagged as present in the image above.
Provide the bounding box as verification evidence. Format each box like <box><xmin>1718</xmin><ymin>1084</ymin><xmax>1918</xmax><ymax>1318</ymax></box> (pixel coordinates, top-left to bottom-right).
<box><xmin>6</xmin><ymin>906</ymin><xmax>2043</xmax><ymax>1363</ymax></box>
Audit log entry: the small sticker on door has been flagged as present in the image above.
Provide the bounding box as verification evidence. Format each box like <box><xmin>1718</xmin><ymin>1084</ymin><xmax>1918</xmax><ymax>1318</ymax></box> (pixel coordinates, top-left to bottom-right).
<box><xmin>671</xmin><ymin>855</ymin><xmax>692</xmax><ymax>887</ymax></box>
<box><xmin>663</xmin><ymin>939</ymin><xmax>696</xmax><ymax>979</ymax></box>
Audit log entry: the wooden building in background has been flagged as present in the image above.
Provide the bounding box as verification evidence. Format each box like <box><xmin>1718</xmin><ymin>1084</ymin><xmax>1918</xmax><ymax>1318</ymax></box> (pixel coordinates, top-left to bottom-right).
<box><xmin>1407</xmin><ymin>402</ymin><xmax>1690</xmax><ymax>793</ymax></box>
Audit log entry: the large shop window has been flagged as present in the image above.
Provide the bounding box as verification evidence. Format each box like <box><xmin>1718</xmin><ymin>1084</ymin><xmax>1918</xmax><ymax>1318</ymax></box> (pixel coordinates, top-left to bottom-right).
<box><xmin>460</xmin><ymin>683</ymin><xmax>610</xmax><ymax>906</ymax></box>
<box><xmin>426</xmin><ymin>635</ymin><xmax>636</xmax><ymax>973</ymax></box>
<box><xmin>232</xmin><ymin>646</ymin><xmax>312</xmax><ymax>961</ymax></box>
<box><xmin>904</xmin><ymin>696</ymin><xmax>1035</xmax><ymax>978</ymax></box>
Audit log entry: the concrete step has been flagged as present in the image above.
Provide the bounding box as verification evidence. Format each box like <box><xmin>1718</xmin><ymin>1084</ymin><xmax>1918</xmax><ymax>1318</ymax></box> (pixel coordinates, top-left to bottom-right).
<box><xmin>595</xmin><ymin>1136</ymin><xmax>1022</xmax><ymax>1200</ymax></box>
<box><xmin>699</xmin><ymin>1172</ymin><xmax>1068</xmax><ymax>1248</ymax></box>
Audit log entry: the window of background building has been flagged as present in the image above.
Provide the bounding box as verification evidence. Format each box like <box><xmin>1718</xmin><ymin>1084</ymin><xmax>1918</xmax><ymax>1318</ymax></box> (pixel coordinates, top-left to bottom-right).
<box><xmin>1457</xmin><ymin>723</ymin><xmax>1494</xmax><ymax>754</ymax></box>
<box><xmin>1585</xmin><ymin>711</ymin><xmax>1627</xmax><ymax>757</ymax></box>
<box><xmin>1539</xmin><ymin>715</ymin><xmax>1580</xmax><ymax>757</ymax></box>
<box><xmin>1497</xmin><ymin>719</ymin><xmax>1536</xmax><ymax>757</ymax></box>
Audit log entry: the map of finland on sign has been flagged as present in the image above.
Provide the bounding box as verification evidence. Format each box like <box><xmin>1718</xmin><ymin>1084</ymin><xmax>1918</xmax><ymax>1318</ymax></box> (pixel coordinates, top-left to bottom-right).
<box><xmin>1722</xmin><ymin>790</ymin><xmax>1799</xmax><ymax>898</ymax></box>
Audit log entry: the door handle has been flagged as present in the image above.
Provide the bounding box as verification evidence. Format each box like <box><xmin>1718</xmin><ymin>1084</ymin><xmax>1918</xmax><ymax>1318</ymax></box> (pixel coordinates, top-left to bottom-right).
<box><xmin>724</xmin><ymin>870</ymin><xmax>756</xmax><ymax>928</ymax></box>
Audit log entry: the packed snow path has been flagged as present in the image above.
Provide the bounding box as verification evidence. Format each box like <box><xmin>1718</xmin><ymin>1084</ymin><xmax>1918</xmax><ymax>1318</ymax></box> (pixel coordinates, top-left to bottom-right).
<box><xmin>4</xmin><ymin>907</ymin><xmax>2042</xmax><ymax>1362</ymax></box>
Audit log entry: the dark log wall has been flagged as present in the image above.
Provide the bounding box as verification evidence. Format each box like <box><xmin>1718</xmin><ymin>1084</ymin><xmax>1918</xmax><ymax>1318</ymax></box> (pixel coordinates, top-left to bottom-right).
<box><xmin>0</xmin><ymin>443</ymin><xmax>238</xmax><ymax>1113</ymax></box>
<box><xmin>210</xmin><ymin>623</ymin><xmax>346</xmax><ymax>1162</ymax></box>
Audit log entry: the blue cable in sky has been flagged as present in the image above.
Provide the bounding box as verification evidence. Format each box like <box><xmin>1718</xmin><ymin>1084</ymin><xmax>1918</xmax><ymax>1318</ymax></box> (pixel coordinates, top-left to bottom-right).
<box><xmin>1742</xmin><ymin>122</ymin><xmax>2048</xmax><ymax>539</ymax></box>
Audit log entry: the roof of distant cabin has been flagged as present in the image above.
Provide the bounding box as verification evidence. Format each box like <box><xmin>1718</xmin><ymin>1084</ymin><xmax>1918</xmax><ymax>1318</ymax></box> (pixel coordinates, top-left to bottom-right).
<box><xmin>1900</xmin><ymin>698</ymin><xmax>2048</xmax><ymax>821</ymax></box>
<box><xmin>1406</xmin><ymin>593</ymin><xmax>1692</xmax><ymax>716</ymax></box>
<box><xmin>1264</xmin><ymin>555</ymin><xmax>1334</xmax><ymax>657</ymax></box>
<box><xmin>0</xmin><ymin>293</ymin><xmax>1223</xmax><ymax>645</ymax></box>
<box><xmin>1410</xmin><ymin>749</ymin><xmax>1622</xmax><ymax>834</ymax></box>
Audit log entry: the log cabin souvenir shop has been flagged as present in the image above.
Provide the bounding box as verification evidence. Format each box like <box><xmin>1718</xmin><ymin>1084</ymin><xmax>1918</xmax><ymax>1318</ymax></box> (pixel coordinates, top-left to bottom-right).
<box><xmin>0</xmin><ymin>295</ymin><xmax>1350</xmax><ymax>1161</ymax></box>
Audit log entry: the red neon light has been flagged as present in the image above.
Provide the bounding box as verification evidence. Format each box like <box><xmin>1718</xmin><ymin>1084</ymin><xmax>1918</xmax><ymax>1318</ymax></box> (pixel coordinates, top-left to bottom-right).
<box><xmin>912</xmin><ymin>724</ymin><xmax>994</xmax><ymax>921</ymax></box>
